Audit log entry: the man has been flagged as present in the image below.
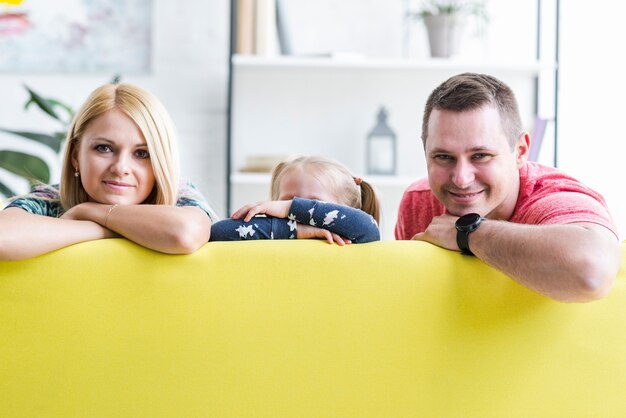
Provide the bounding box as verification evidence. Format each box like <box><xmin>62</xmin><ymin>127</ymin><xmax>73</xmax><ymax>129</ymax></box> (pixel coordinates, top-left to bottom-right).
<box><xmin>395</xmin><ymin>73</ymin><xmax>620</xmax><ymax>302</ymax></box>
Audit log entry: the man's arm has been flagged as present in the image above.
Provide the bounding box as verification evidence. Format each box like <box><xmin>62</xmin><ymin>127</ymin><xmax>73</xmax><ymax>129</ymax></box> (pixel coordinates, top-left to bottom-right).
<box><xmin>413</xmin><ymin>214</ymin><xmax>621</xmax><ymax>302</ymax></box>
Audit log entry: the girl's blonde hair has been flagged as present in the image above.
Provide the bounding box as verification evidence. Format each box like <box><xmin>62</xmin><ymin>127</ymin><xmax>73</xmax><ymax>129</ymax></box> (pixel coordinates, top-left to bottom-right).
<box><xmin>60</xmin><ymin>83</ymin><xmax>180</xmax><ymax>210</ymax></box>
<box><xmin>270</xmin><ymin>156</ymin><xmax>381</xmax><ymax>224</ymax></box>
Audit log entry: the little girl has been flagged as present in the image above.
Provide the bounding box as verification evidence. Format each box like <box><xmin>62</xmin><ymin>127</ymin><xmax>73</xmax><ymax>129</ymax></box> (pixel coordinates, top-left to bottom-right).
<box><xmin>211</xmin><ymin>156</ymin><xmax>381</xmax><ymax>244</ymax></box>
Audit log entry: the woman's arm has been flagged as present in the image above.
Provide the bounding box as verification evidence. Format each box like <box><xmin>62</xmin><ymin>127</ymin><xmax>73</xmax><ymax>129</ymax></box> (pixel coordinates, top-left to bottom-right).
<box><xmin>231</xmin><ymin>198</ymin><xmax>380</xmax><ymax>243</ymax></box>
<box><xmin>0</xmin><ymin>207</ymin><xmax>117</xmax><ymax>261</ymax></box>
<box><xmin>62</xmin><ymin>202</ymin><xmax>212</xmax><ymax>254</ymax></box>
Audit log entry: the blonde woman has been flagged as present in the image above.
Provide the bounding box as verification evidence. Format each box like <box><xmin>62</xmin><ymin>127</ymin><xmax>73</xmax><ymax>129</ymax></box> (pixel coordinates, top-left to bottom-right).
<box><xmin>211</xmin><ymin>156</ymin><xmax>380</xmax><ymax>244</ymax></box>
<box><xmin>0</xmin><ymin>83</ymin><xmax>215</xmax><ymax>260</ymax></box>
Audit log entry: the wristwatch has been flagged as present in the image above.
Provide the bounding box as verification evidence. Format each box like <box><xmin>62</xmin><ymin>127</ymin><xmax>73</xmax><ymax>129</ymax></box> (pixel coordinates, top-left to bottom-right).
<box><xmin>455</xmin><ymin>213</ymin><xmax>484</xmax><ymax>256</ymax></box>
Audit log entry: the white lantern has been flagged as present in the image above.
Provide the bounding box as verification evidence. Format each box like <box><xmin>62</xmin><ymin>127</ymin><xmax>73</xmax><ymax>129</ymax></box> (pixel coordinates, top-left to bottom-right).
<box><xmin>366</xmin><ymin>107</ymin><xmax>397</xmax><ymax>175</ymax></box>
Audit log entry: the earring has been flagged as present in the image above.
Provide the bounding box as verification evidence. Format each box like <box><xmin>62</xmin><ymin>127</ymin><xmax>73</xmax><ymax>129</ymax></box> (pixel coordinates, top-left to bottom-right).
<box><xmin>74</xmin><ymin>170</ymin><xmax>79</xmax><ymax>178</ymax></box>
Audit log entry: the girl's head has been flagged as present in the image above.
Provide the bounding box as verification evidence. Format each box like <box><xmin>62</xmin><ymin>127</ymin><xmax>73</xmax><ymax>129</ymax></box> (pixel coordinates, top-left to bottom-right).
<box><xmin>270</xmin><ymin>156</ymin><xmax>380</xmax><ymax>223</ymax></box>
<box><xmin>60</xmin><ymin>83</ymin><xmax>180</xmax><ymax>209</ymax></box>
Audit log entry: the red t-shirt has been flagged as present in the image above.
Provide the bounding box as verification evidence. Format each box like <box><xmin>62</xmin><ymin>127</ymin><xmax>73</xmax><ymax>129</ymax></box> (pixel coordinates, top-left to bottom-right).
<box><xmin>395</xmin><ymin>162</ymin><xmax>618</xmax><ymax>240</ymax></box>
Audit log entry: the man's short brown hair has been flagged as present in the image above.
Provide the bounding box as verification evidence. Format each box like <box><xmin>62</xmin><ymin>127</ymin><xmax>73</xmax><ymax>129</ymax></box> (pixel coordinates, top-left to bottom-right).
<box><xmin>421</xmin><ymin>73</ymin><xmax>524</xmax><ymax>149</ymax></box>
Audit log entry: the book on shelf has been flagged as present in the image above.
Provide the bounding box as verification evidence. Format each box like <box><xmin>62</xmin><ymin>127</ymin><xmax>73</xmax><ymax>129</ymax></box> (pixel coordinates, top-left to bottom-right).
<box><xmin>275</xmin><ymin>0</ymin><xmax>292</xmax><ymax>55</ymax></box>
<box><xmin>235</xmin><ymin>0</ymin><xmax>283</xmax><ymax>56</ymax></box>
<box><xmin>239</xmin><ymin>153</ymin><xmax>298</xmax><ymax>173</ymax></box>
<box><xmin>235</xmin><ymin>0</ymin><xmax>255</xmax><ymax>54</ymax></box>
<box><xmin>255</xmin><ymin>0</ymin><xmax>279</xmax><ymax>56</ymax></box>
<box><xmin>528</xmin><ymin>116</ymin><xmax>548</xmax><ymax>162</ymax></box>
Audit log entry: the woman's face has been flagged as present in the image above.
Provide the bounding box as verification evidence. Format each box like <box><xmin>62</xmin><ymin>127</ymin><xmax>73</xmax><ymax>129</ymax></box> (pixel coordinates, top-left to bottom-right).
<box><xmin>72</xmin><ymin>108</ymin><xmax>156</xmax><ymax>205</ymax></box>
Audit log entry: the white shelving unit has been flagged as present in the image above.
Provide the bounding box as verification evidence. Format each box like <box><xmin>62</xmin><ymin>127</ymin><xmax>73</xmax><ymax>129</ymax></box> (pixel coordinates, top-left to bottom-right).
<box><xmin>228</xmin><ymin>54</ymin><xmax>554</xmax><ymax>239</ymax></box>
<box><xmin>233</xmin><ymin>54</ymin><xmax>551</xmax><ymax>74</ymax></box>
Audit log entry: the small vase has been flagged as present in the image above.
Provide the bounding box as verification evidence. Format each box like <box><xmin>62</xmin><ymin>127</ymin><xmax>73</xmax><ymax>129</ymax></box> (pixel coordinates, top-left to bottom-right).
<box><xmin>423</xmin><ymin>14</ymin><xmax>466</xmax><ymax>58</ymax></box>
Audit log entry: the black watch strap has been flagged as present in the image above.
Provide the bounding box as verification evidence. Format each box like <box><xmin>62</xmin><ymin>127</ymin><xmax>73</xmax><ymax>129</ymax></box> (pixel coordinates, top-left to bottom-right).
<box><xmin>455</xmin><ymin>213</ymin><xmax>483</xmax><ymax>256</ymax></box>
<box><xmin>456</xmin><ymin>230</ymin><xmax>474</xmax><ymax>256</ymax></box>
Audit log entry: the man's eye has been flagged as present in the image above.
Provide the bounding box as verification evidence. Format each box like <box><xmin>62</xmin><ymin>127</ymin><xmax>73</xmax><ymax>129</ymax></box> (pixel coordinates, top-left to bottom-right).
<box><xmin>434</xmin><ymin>154</ymin><xmax>454</xmax><ymax>161</ymax></box>
<box><xmin>135</xmin><ymin>149</ymin><xmax>150</xmax><ymax>159</ymax></box>
<box><xmin>95</xmin><ymin>144</ymin><xmax>112</xmax><ymax>153</ymax></box>
<box><xmin>472</xmin><ymin>153</ymin><xmax>491</xmax><ymax>160</ymax></box>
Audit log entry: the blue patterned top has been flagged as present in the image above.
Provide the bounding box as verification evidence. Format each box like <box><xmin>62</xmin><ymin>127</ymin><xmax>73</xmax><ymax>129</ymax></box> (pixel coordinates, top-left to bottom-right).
<box><xmin>4</xmin><ymin>181</ymin><xmax>216</xmax><ymax>219</ymax></box>
<box><xmin>210</xmin><ymin>197</ymin><xmax>380</xmax><ymax>243</ymax></box>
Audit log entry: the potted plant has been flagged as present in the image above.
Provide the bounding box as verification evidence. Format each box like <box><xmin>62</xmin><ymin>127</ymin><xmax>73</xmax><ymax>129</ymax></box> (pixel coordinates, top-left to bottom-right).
<box><xmin>0</xmin><ymin>86</ymin><xmax>72</xmax><ymax>197</ymax></box>
<box><xmin>408</xmin><ymin>0</ymin><xmax>488</xmax><ymax>58</ymax></box>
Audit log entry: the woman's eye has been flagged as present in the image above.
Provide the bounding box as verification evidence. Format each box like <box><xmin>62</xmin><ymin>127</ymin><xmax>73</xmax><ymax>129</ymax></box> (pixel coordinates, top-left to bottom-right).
<box><xmin>95</xmin><ymin>144</ymin><xmax>112</xmax><ymax>153</ymax></box>
<box><xmin>135</xmin><ymin>149</ymin><xmax>150</xmax><ymax>159</ymax></box>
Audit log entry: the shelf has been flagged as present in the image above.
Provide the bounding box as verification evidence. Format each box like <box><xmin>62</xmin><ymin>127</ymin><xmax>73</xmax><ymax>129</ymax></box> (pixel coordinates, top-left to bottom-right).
<box><xmin>231</xmin><ymin>172</ymin><xmax>417</xmax><ymax>188</ymax></box>
<box><xmin>232</xmin><ymin>54</ymin><xmax>555</xmax><ymax>75</ymax></box>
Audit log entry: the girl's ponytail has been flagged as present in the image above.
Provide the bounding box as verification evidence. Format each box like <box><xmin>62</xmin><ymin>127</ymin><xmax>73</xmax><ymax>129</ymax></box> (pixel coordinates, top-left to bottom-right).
<box><xmin>358</xmin><ymin>180</ymin><xmax>381</xmax><ymax>224</ymax></box>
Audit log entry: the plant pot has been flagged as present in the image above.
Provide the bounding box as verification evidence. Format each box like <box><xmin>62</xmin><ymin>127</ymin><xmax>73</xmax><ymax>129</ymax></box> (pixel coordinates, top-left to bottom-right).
<box><xmin>423</xmin><ymin>14</ymin><xmax>466</xmax><ymax>58</ymax></box>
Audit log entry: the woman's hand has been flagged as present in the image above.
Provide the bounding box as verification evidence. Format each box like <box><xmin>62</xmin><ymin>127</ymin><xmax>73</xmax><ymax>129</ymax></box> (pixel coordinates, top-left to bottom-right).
<box><xmin>60</xmin><ymin>203</ymin><xmax>119</xmax><ymax>238</ymax></box>
<box><xmin>296</xmin><ymin>224</ymin><xmax>351</xmax><ymax>245</ymax></box>
<box><xmin>59</xmin><ymin>203</ymin><xmax>90</xmax><ymax>221</ymax></box>
<box><xmin>232</xmin><ymin>200</ymin><xmax>292</xmax><ymax>222</ymax></box>
<box><xmin>60</xmin><ymin>202</ymin><xmax>104</xmax><ymax>223</ymax></box>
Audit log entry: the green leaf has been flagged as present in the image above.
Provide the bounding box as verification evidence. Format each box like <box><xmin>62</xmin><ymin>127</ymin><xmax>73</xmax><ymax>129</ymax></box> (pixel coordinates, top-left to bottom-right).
<box><xmin>0</xmin><ymin>150</ymin><xmax>50</xmax><ymax>184</ymax></box>
<box><xmin>23</xmin><ymin>84</ymin><xmax>62</xmax><ymax>122</ymax></box>
<box><xmin>0</xmin><ymin>180</ymin><xmax>16</xmax><ymax>198</ymax></box>
<box><xmin>111</xmin><ymin>74</ymin><xmax>122</xmax><ymax>84</ymax></box>
<box><xmin>54</xmin><ymin>131</ymin><xmax>68</xmax><ymax>143</ymax></box>
<box><xmin>0</xmin><ymin>128</ymin><xmax>64</xmax><ymax>153</ymax></box>
<box><xmin>47</xmin><ymin>99</ymin><xmax>74</xmax><ymax>125</ymax></box>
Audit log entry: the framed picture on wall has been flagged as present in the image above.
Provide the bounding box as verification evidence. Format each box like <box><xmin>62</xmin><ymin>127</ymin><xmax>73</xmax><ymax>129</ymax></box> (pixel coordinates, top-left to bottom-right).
<box><xmin>0</xmin><ymin>0</ymin><xmax>152</xmax><ymax>73</ymax></box>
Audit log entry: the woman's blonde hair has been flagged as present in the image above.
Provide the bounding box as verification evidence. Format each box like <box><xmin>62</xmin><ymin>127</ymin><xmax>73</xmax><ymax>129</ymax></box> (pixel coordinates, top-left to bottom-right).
<box><xmin>60</xmin><ymin>83</ymin><xmax>180</xmax><ymax>210</ymax></box>
<box><xmin>270</xmin><ymin>156</ymin><xmax>381</xmax><ymax>224</ymax></box>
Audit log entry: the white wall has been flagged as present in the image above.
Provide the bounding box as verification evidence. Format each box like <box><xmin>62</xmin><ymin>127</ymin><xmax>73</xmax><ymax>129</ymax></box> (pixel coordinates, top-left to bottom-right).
<box><xmin>0</xmin><ymin>0</ymin><xmax>230</xmax><ymax>216</ymax></box>
<box><xmin>558</xmin><ymin>2</ymin><xmax>626</xmax><ymax>239</ymax></box>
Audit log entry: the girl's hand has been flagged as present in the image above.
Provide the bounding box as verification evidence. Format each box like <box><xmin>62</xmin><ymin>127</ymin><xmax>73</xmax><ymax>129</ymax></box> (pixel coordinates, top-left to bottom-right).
<box><xmin>297</xmin><ymin>224</ymin><xmax>351</xmax><ymax>246</ymax></box>
<box><xmin>232</xmin><ymin>200</ymin><xmax>292</xmax><ymax>222</ymax></box>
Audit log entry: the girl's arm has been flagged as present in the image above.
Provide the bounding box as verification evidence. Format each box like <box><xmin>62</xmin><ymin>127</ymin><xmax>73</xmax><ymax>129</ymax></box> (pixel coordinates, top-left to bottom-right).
<box><xmin>229</xmin><ymin>198</ymin><xmax>380</xmax><ymax>243</ymax></box>
<box><xmin>62</xmin><ymin>202</ymin><xmax>212</xmax><ymax>254</ymax></box>
<box><xmin>0</xmin><ymin>207</ymin><xmax>117</xmax><ymax>261</ymax></box>
<box><xmin>210</xmin><ymin>216</ymin><xmax>351</xmax><ymax>244</ymax></box>
<box><xmin>210</xmin><ymin>216</ymin><xmax>295</xmax><ymax>241</ymax></box>
<box><xmin>288</xmin><ymin>198</ymin><xmax>380</xmax><ymax>243</ymax></box>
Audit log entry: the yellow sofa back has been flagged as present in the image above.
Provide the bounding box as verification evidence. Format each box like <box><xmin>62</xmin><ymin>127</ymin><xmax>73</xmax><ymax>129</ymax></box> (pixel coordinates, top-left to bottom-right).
<box><xmin>1</xmin><ymin>239</ymin><xmax>625</xmax><ymax>418</ymax></box>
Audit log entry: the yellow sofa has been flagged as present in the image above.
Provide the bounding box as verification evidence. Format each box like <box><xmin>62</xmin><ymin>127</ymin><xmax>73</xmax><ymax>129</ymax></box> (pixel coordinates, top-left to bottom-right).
<box><xmin>1</xmin><ymin>239</ymin><xmax>625</xmax><ymax>418</ymax></box>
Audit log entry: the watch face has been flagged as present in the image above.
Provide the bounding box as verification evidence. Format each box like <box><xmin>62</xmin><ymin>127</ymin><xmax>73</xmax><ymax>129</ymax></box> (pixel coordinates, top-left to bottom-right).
<box><xmin>456</xmin><ymin>213</ymin><xmax>482</xmax><ymax>229</ymax></box>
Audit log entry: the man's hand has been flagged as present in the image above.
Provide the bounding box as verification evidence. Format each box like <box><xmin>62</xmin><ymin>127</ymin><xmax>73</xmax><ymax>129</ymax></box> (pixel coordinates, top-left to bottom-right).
<box><xmin>232</xmin><ymin>200</ymin><xmax>292</xmax><ymax>222</ymax></box>
<box><xmin>411</xmin><ymin>214</ymin><xmax>461</xmax><ymax>252</ymax></box>
<box><xmin>297</xmin><ymin>224</ymin><xmax>351</xmax><ymax>245</ymax></box>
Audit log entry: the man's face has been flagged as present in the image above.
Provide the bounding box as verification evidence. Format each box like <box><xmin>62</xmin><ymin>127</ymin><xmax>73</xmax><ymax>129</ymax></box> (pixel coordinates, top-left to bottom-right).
<box><xmin>424</xmin><ymin>105</ymin><xmax>528</xmax><ymax>220</ymax></box>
